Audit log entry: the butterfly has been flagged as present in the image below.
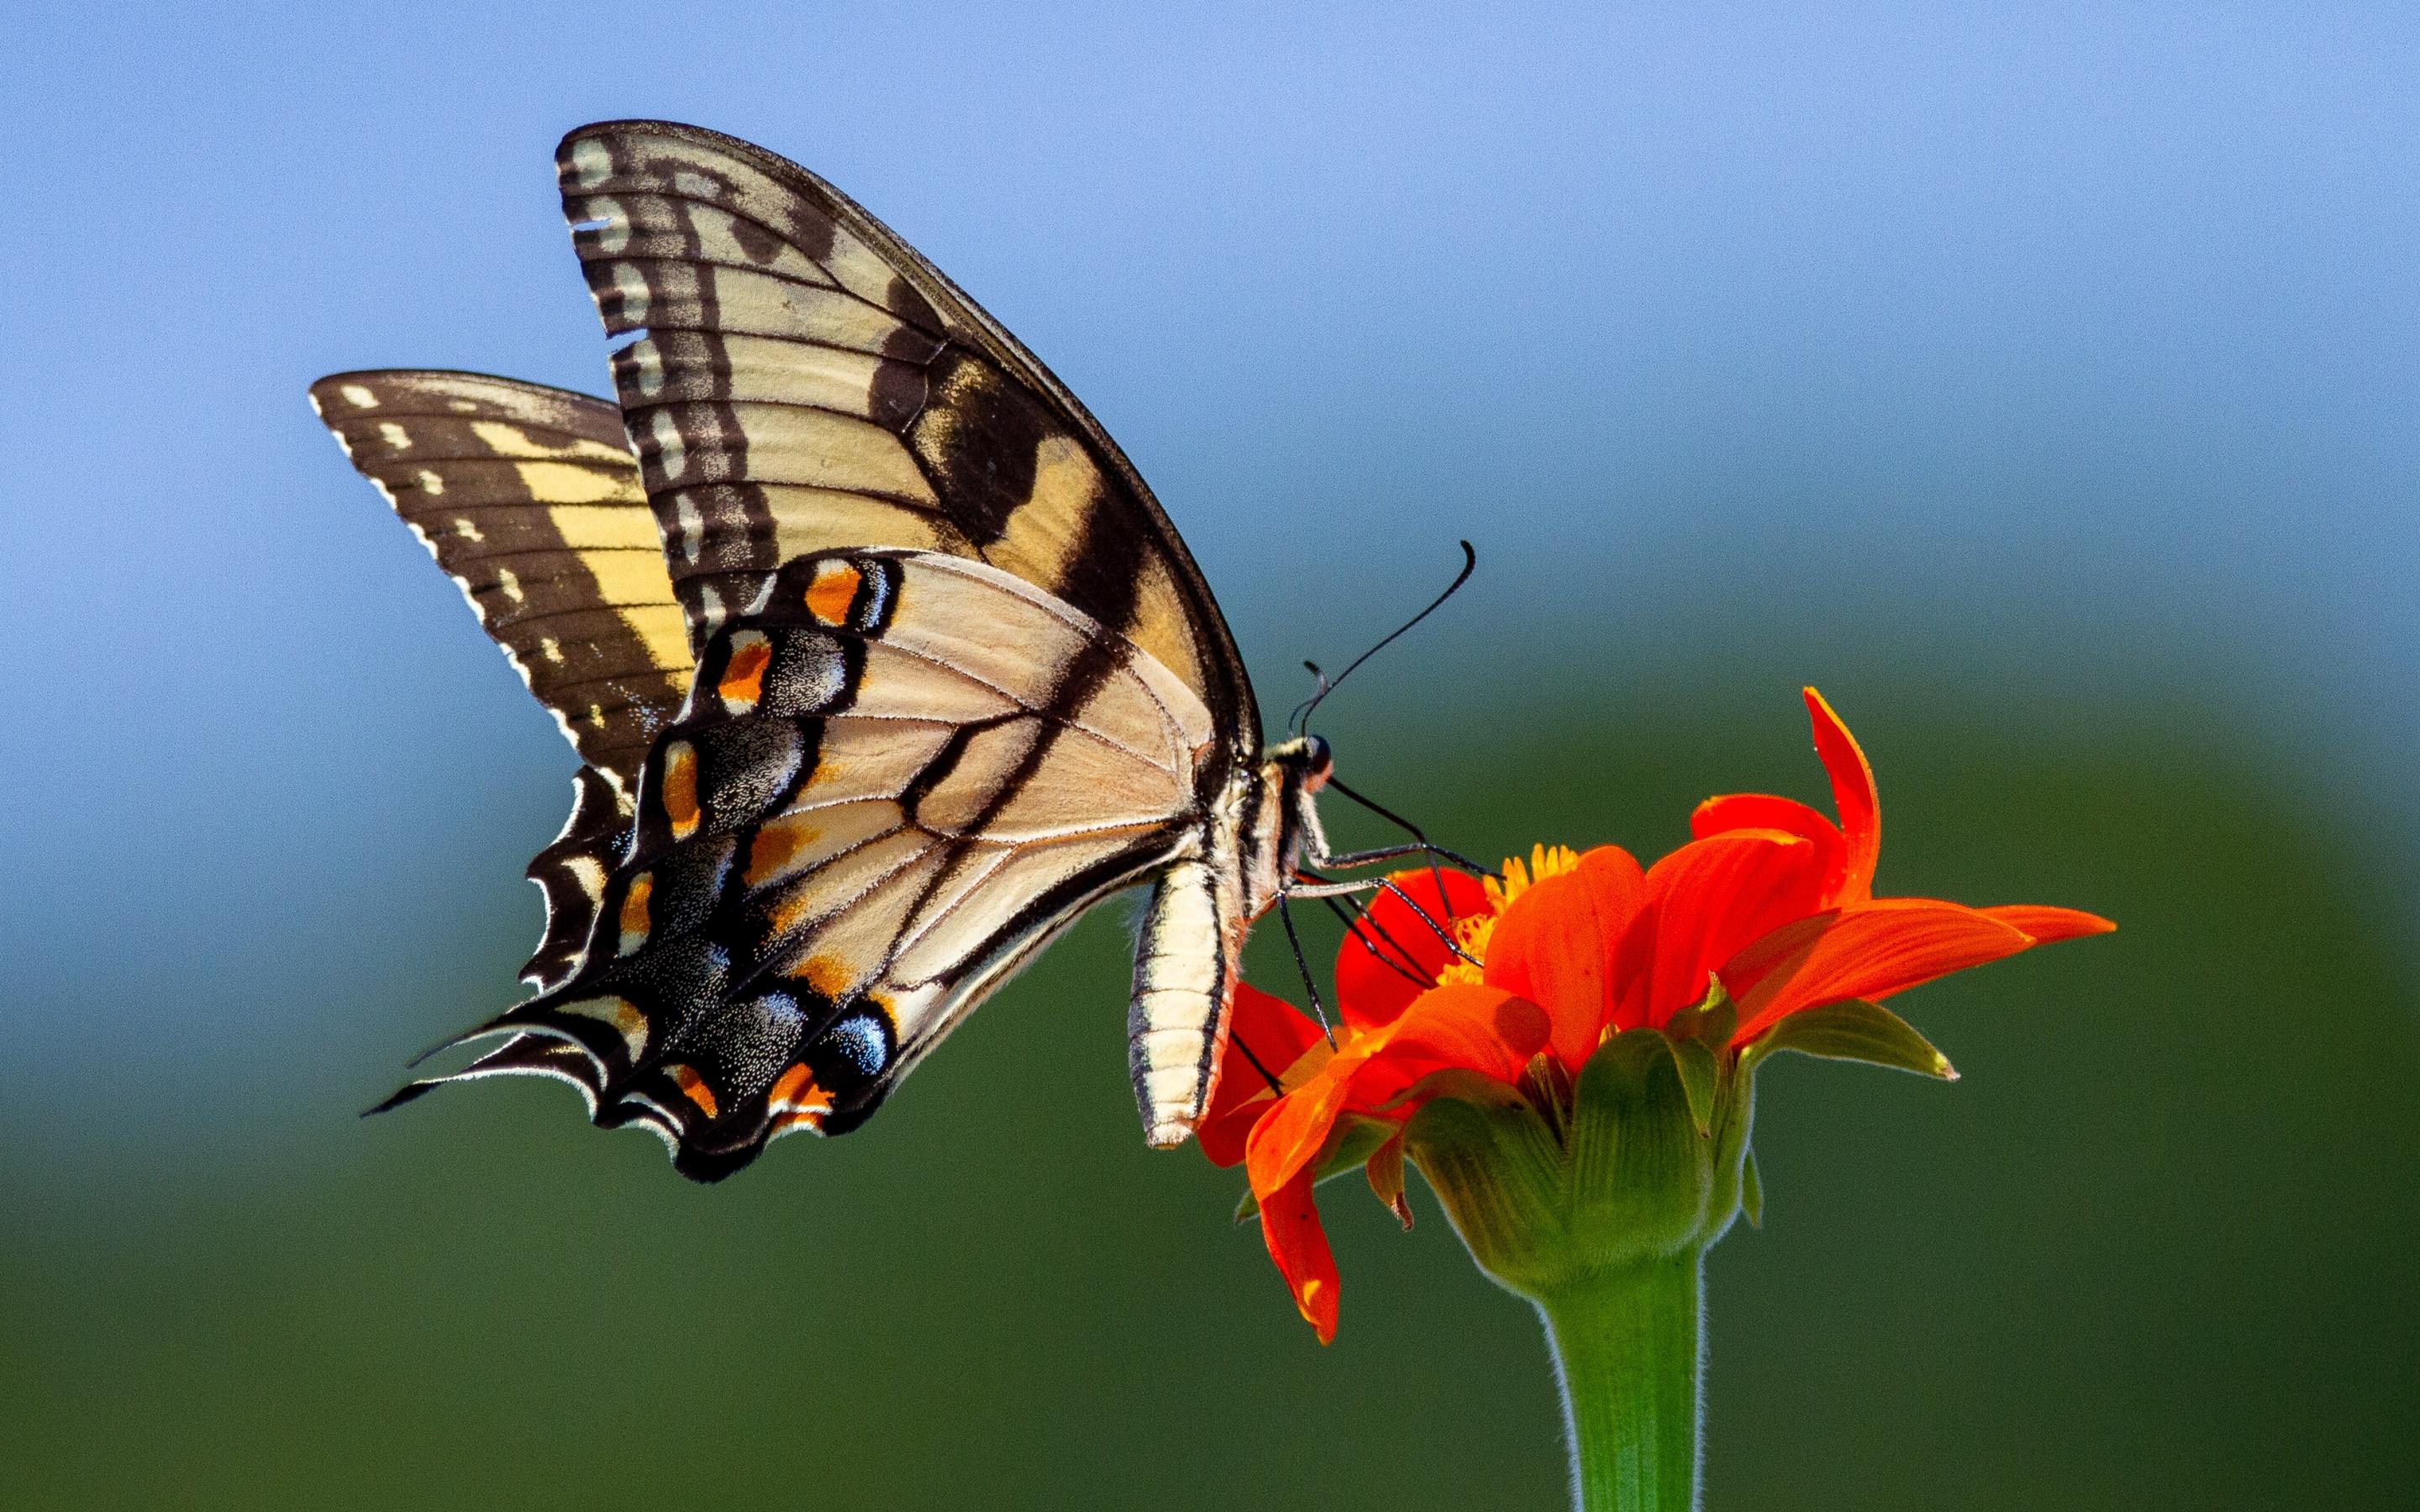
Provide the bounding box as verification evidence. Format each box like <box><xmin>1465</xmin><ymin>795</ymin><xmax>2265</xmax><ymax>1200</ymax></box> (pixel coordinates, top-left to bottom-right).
<box><xmin>311</xmin><ymin>121</ymin><xmax>1456</xmax><ymax>1180</ymax></box>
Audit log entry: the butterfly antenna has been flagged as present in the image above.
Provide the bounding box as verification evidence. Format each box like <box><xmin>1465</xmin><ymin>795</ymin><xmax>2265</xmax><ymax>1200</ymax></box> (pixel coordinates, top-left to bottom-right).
<box><xmin>1297</xmin><ymin>540</ymin><xmax>1476</xmax><ymax>734</ymax></box>
<box><xmin>1286</xmin><ymin>662</ymin><xmax>1333</xmax><ymax>737</ymax></box>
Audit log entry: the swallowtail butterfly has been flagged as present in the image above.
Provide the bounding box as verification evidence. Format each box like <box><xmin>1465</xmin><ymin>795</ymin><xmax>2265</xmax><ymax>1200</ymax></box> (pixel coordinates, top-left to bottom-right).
<box><xmin>313</xmin><ymin>121</ymin><xmax>1437</xmax><ymax>1179</ymax></box>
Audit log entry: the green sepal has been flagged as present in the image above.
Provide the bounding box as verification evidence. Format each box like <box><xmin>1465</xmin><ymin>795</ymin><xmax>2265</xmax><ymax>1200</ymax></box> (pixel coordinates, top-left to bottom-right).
<box><xmin>1741</xmin><ymin>998</ymin><xmax>1958</xmax><ymax>1081</ymax></box>
<box><xmin>1662</xmin><ymin>974</ymin><xmax>1738</xmax><ymax>1051</ymax></box>
<box><xmin>1407</xmin><ymin>1026</ymin><xmax>1758</xmax><ymax>1301</ymax></box>
<box><xmin>1231</xmin><ymin>1114</ymin><xmax>1396</xmax><ymax>1224</ymax></box>
<box><xmin>1740</xmin><ymin>1145</ymin><xmax>1764</xmax><ymax>1228</ymax></box>
<box><xmin>1664</xmin><ymin>979</ymin><xmax>1735</xmax><ymax>1137</ymax></box>
<box><xmin>1563</xmin><ymin>1032</ymin><xmax>1727</xmax><ymax>1263</ymax></box>
<box><xmin>1402</xmin><ymin>1092</ymin><xmax>1570</xmax><ymax>1289</ymax></box>
<box><xmin>1670</xmin><ymin>1038</ymin><xmax>1718</xmax><ymax>1137</ymax></box>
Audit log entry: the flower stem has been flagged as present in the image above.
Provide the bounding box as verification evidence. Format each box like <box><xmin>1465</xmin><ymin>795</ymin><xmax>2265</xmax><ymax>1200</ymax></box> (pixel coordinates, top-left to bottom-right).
<box><xmin>1534</xmin><ymin>1251</ymin><xmax>1705</xmax><ymax>1512</ymax></box>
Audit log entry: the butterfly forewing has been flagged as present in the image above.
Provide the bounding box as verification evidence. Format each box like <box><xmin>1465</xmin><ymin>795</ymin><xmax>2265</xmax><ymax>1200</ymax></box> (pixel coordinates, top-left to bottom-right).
<box><xmin>439</xmin><ymin>549</ymin><xmax>1216</xmax><ymax>1178</ymax></box>
<box><xmin>554</xmin><ymin>120</ymin><xmax>1254</xmax><ymax>747</ymax></box>
<box><xmin>345</xmin><ymin>124</ymin><xmax>1310</xmax><ymax>1179</ymax></box>
<box><xmin>307</xmin><ymin>370</ymin><xmax>692</xmax><ymax>791</ymax></box>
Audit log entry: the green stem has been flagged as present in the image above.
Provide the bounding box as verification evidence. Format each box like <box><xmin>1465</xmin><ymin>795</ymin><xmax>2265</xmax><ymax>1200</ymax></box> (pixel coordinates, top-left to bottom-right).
<box><xmin>1534</xmin><ymin>1251</ymin><xmax>1705</xmax><ymax>1512</ymax></box>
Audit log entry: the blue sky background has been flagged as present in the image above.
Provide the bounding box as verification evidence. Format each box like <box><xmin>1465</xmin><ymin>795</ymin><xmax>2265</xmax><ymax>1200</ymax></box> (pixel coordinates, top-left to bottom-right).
<box><xmin>8</xmin><ymin>8</ymin><xmax>2420</xmax><ymax>1508</ymax></box>
<box><xmin>7</xmin><ymin>0</ymin><xmax>2415</xmax><ymax>1141</ymax></box>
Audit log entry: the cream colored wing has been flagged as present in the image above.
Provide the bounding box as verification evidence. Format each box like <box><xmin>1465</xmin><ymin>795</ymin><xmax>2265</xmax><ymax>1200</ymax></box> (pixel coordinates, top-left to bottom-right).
<box><xmin>379</xmin><ymin>549</ymin><xmax>1216</xmax><ymax>1179</ymax></box>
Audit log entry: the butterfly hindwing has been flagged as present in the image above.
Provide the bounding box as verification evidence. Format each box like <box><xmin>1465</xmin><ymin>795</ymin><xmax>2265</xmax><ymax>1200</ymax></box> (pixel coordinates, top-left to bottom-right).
<box><xmin>308</xmin><ymin>370</ymin><xmax>692</xmax><ymax>792</ymax></box>
<box><xmin>518</xmin><ymin>764</ymin><xmax>626</xmax><ymax>991</ymax></box>
<box><xmin>406</xmin><ymin>549</ymin><xmax>1218</xmax><ymax>1178</ymax></box>
<box><xmin>554</xmin><ymin>120</ymin><xmax>1255</xmax><ymax>749</ymax></box>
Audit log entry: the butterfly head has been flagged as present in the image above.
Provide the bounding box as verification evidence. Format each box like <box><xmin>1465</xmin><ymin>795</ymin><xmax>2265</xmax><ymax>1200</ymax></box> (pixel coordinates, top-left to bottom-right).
<box><xmin>1234</xmin><ymin>735</ymin><xmax>1338</xmax><ymax>920</ymax></box>
<box><xmin>1264</xmin><ymin>733</ymin><xmax>1334</xmax><ymax>794</ymax></box>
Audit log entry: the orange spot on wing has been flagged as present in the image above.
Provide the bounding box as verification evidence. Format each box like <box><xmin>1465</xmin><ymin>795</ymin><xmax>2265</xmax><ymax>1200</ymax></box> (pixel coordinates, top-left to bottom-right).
<box><xmin>718</xmin><ymin>636</ymin><xmax>771</xmax><ymax>709</ymax></box>
<box><xmin>788</xmin><ymin>953</ymin><xmax>856</xmax><ymax>1000</ymax></box>
<box><xmin>669</xmin><ymin>1063</ymin><xmax>719</xmax><ymax>1119</ymax></box>
<box><xmin>804</xmin><ymin>560</ymin><xmax>863</xmax><ymax>625</ymax></box>
<box><xmin>618</xmin><ymin>873</ymin><xmax>653</xmax><ymax>952</ymax></box>
<box><xmin>768</xmin><ymin>1063</ymin><xmax>833</xmax><ymax>1134</ymax></box>
<box><xmin>661</xmin><ymin>741</ymin><xmax>700</xmax><ymax>839</ymax></box>
<box><xmin>607</xmin><ymin>1001</ymin><xmax>646</xmax><ymax>1047</ymax></box>
<box><xmin>556</xmin><ymin>995</ymin><xmax>650</xmax><ymax>1058</ymax></box>
<box><xmin>767</xmin><ymin>888</ymin><xmax>820</xmax><ymax>937</ymax></box>
<box><xmin>746</xmin><ymin>816</ymin><xmax>819</xmax><ymax>887</ymax></box>
<box><xmin>769</xmin><ymin>1063</ymin><xmax>834</xmax><ymax>1114</ymax></box>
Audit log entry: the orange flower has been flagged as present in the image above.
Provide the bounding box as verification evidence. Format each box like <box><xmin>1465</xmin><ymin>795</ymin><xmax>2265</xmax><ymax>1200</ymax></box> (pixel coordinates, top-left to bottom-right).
<box><xmin>1204</xmin><ymin>688</ymin><xmax>2112</xmax><ymax>1342</ymax></box>
<box><xmin>1202</xmin><ymin>975</ymin><xmax>1548</xmax><ymax>1341</ymax></box>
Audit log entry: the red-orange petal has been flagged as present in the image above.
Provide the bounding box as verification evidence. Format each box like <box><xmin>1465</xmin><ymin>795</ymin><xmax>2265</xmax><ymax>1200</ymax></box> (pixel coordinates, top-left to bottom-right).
<box><xmin>1244</xmin><ymin>983</ymin><xmax>1547</xmax><ymax>1197</ymax></box>
<box><xmin>1196</xmin><ymin>1093</ymin><xmax>1275</xmax><ymax>1171</ymax></box>
<box><xmin>1728</xmin><ymin>899</ymin><xmax>2036</xmax><ymax>1043</ymax></box>
<box><xmin>1691</xmin><ymin>793</ymin><xmax>1848</xmax><ymax>900</ymax></box>
<box><xmin>1244</xmin><ymin>1062</ymin><xmax>1360</xmax><ymax>1203</ymax></box>
<box><xmin>1610</xmin><ymin>831</ymin><xmax>1823</xmax><ymax>1035</ymax></box>
<box><xmin>1199</xmin><ymin>984</ymin><xmax>1332</xmax><ymax>1168</ymax></box>
<box><xmin>1804</xmin><ymin>688</ymin><xmax>1880</xmax><ymax>906</ymax></box>
<box><xmin>1256</xmin><ymin>1165</ymin><xmax>1340</xmax><ymax>1344</ymax></box>
<box><xmin>1334</xmin><ymin>868</ymin><xmax>1491</xmax><ymax>1031</ymax></box>
<box><xmin>1346</xmin><ymin>985</ymin><xmax>1549</xmax><ymax>1110</ymax></box>
<box><xmin>1981</xmin><ymin>904</ymin><xmax>2118</xmax><ymax>943</ymax></box>
<box><xmin>1484</xmin><ymin>844</ymin><xmax>1645</xmax><ymax>1071</ymax></box>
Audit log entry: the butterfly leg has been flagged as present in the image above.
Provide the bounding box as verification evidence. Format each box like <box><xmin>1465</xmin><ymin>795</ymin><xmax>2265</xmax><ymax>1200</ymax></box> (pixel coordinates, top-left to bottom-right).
<box><xmin>1278</xmin><ymin>874</ymin><xmax>1385</xmax><ymax>899</ymax></box>
<box><xmin>1300</xmin><ymin>871</ymin><xmax>1483</xmax><ymax>972</ymax></box>
<box><xmin>1311</xmin><ymin>841</ymin><xmax>1440</xmax><ymax>871</ymax></box>
<box><xmin>1276</xmin><ymin>896</ymin><xmax>1339</xmax><ymax>1046</ymax></box>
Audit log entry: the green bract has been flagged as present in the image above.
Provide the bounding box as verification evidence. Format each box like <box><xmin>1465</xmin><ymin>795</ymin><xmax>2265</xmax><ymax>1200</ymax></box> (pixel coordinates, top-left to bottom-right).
<box><xmin>1407</xmin><ymin>1021</ymin><xmax>1754</xmax><ymax>1301</ymax></box>
<box><xmin>1394</xmin><ymin>980</ymin><xmax>1957</xmax><ymax>1512</ymax></box>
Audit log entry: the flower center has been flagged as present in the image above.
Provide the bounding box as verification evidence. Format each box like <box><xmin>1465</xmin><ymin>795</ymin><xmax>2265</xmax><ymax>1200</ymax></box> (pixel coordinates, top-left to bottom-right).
<box><xmin>1486</xmin><ymin>843</ymin><xmax>1581</xmax><ymax>912</ymax></box>
<box><xmin>1436</xmin><ymin>843</ymin><xmax>1581</xmax><ymax>987</ymax></box>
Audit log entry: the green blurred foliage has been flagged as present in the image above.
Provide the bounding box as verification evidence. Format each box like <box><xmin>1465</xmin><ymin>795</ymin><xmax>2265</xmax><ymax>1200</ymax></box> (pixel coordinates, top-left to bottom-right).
<box><xmin>7</xmin><ymin>681</ymin><xmax>2414</xmax><ymax>1509</ymax></box>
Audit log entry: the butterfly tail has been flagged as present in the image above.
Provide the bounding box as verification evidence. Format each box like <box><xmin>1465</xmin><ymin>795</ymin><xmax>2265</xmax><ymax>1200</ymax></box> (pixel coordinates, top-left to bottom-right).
<box><xmin>362</xmin><ymin>1032</ymin><xmax>603</xmax><ymax>1118</ymax></box>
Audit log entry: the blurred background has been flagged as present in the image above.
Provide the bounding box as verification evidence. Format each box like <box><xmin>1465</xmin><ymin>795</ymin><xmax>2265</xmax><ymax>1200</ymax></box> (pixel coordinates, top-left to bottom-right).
<box><xmin>6</xmin><ymin>3</ymin><xmax>2416</xmax><ymax>1507</ymax></box>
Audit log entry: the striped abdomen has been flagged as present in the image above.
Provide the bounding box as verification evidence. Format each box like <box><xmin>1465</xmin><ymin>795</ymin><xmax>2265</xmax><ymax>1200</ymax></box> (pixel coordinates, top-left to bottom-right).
<box><xmin>1128</xmin><ymin>855</ymin><xmax>1240</xmax><ymax>1147</ymax></box>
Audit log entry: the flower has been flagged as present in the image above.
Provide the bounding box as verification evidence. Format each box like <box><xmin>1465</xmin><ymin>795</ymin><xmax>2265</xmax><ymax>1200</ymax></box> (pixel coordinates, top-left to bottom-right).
<box><xmin>1200</xmin><ymin>975</ymin><xmax>1549</xmax><ymax>1341</ymax></box>
<box><xmin>1204</xmin><ymin>688</ymin><xmax>2112</xmax><ymax>1342</ymax></box>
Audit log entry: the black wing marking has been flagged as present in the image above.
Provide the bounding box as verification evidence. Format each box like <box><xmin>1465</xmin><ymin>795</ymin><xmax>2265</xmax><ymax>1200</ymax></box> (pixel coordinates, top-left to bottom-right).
<box><xmin>554</xmin><ymin>120</ymin><xmax>1256</xmax><ymax>763</ymax></box>
<box><xmin>375</xmin><ymin>549</ymin><xmax>1218</xmax><ymax>1179</ymax></box>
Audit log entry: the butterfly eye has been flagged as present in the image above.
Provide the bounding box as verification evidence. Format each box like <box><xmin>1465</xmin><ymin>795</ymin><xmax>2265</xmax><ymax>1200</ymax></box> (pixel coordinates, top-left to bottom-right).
<box><xmin>1304</xmin><ymin>734</ymin><xmax>1334</xmax><ymax>790</ymax></box>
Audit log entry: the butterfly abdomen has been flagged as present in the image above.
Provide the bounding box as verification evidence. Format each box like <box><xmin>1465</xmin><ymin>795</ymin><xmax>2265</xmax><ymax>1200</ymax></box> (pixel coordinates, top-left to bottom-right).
<box><xmin>1128</xmin><ymin>853</ymin><xmax>1237</xmax><ymax>1147</ymax></box>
